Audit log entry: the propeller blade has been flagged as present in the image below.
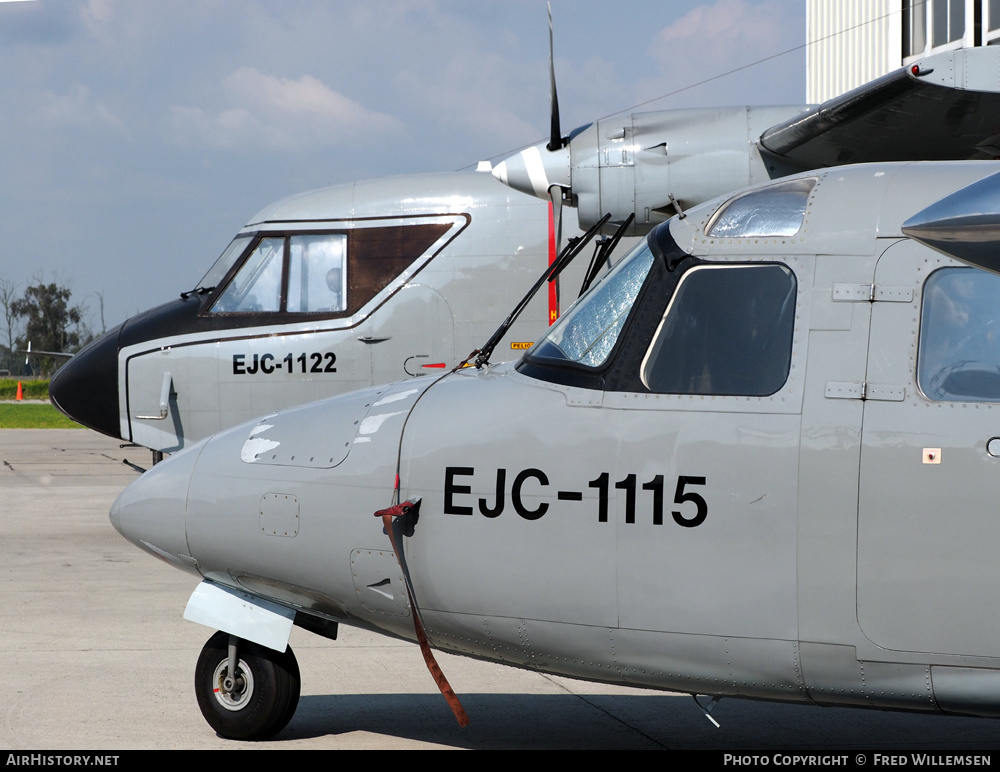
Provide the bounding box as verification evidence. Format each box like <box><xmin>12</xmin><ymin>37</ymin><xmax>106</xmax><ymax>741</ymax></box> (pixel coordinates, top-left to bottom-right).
<box><xmin>491</xmin><ymin>4</ymin><xmax>570</xmax><ymax>201</ymax></box>
<box><xmin>547</xmin><ymin>2</ymin><xmax>562</xmax><ymax>151</ymax></box>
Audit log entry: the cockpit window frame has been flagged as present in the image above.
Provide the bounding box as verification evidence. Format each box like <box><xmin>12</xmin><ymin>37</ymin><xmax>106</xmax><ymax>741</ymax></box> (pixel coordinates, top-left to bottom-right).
<box><xmin>525</xmin><ymin>242</ymin><xmax>656</xmax><ymax>370</ymax></box>
<box><xmin>200</xmin><ymin>220</ymin><xmax>453</xmax><ymax>324</ymax></box>
<box><xmin>917</xmin><ymin>265</ymin><xmax>1000</xmax><ymax>403</ymax></box>
<box><xmin>518</xmin><ymin>221</ymin><xmax>801</xmax><ymax>399</ymax></box>
<box><xmin>639</xmin><ymin>262</ymin><xmax>797</xmax><ymax>396</ymax></box>
<box><xmin>195</xmin><ymin>235</ymin><xmax>254</xmax><ymax>294</ymax></box>
<box><xmin>704</xmin><ymin>177</ymin><xmax>816</xmax><ymax>239</ymax></box>
<box><xmin>206</xmin><ymin>231</ymin><xmax>349</xmax><ymax>318</ymax></box>
<box><xmin>518</xmin><ymin>222</ymin><xmax>691</xmax><ymax>390</ymax></box>
<box><xmin>209</xmin><ymin>236</ymin><xmax>286</xmax><ymax>314</ymax></box>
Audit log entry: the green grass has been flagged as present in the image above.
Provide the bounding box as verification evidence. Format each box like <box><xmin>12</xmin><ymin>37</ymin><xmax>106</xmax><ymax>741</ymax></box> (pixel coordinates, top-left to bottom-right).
<box><xmin>0</xmin><ymin>378</ymin><xmax>50</xmax><ymax>400</ymax></box>
<box><xmin>0</xmin><ymin>403</ymin><xmax>82</xmax><ymax>429</ymax></box>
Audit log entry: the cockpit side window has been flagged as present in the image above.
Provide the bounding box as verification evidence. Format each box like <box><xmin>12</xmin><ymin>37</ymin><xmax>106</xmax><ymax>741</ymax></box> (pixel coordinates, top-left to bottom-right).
<box><xmin>206</xmin><ymin>223</ymin><xmax>450</xmax><ymax>319</ymax></box>
<box><xmin>641</xmin><ymin>264</ymin><xmax>796</xmax><ymax>396</ymax></box>
<box><xmin>918</xmin><ymin>267</ymin><xmax>1000</xmax><ymax>402</ymax></box>
<box><xmin>287</xmin><ymin>234</ymin><xmax>347</xmax><ymax>313</ymax></box>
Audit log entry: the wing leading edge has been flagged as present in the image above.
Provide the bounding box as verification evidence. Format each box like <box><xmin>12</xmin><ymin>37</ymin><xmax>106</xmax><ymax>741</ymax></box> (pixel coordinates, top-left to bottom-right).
<box><xmin>760</xmin><ymin>47</ymin><xmax>1000</xmax><ymax>169</ymax></box>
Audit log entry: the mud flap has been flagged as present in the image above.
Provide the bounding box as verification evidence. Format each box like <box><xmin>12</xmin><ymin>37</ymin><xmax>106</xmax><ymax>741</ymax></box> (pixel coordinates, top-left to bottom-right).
<box><xmin>183</xmin><ymin>581</ymin><xmax>295</xmax><ymax>653</ymax></box>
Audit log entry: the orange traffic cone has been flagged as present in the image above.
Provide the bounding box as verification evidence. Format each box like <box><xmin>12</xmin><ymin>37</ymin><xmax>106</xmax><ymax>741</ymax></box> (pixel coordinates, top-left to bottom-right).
<box><xmin>15</xmin><ymin>381</ymin><xmax>22</xmax><ymax>401</ymax></box>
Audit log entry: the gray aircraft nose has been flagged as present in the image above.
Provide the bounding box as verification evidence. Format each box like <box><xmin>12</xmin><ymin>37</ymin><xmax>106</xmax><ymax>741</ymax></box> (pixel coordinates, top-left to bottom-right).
<box><xmin>49</xmin><ymin>325</ymin><xmax>122</xmax><ymax>439</ymax></box>
<box><xmin>110</xmin><ymin>444</ymin><xmax>203</xmax><ymax>576</ymax></box>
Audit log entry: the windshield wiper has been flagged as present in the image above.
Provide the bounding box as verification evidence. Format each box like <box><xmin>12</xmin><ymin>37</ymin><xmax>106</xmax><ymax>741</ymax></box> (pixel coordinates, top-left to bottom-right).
<box><xmin>180</xmin><ymin>286</ymin><xmax>216</xmax><ymax>299</ymax></box>
<box><xmin>579</xmin><ymin>213</ymin><xmax>634</xmax><ymax>297</ymax></box>
<box><xmin>472</xmin><ymin>213</ymin><xmax>612</xmax><ymax>369</ymax></box>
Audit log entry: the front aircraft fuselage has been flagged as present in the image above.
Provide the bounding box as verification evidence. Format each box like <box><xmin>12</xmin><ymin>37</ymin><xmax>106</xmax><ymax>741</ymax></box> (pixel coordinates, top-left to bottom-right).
<box><xmin>113</xmin><ymin>161</ymin><xmax>1000</xmax><ymax>720</ymax></box>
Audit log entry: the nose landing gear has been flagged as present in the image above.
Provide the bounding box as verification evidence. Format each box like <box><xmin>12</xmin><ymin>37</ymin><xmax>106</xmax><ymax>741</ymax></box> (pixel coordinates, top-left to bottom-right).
<box><xmin>194</xmin><ymin>631</ymin><xmax>301</xmax><ymax>740</ymax></box>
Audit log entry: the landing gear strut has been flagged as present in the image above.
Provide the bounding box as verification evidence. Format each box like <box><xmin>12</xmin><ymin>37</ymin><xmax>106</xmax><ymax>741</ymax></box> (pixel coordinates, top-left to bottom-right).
<box><xmin>194</xmin><ymin>631</ymin><xmax>300</xmax><ymax>740</ymax></box>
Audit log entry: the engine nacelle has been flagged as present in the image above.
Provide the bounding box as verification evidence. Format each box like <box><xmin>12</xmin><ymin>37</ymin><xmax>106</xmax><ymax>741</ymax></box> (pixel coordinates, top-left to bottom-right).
<box><xmin>494</xmin><ymin>105</ymin><xmax>809</xmax><ymax>234</ymax></box>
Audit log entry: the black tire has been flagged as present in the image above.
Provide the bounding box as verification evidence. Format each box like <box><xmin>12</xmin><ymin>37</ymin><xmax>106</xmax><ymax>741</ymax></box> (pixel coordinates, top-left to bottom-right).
<box><xmin>194</xmin><ymin>631</ymin><xmax>301</xmax><ymax>740</ymax></box>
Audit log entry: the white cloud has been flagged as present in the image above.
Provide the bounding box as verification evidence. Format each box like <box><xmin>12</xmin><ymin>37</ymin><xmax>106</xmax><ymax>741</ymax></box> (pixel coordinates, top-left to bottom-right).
<box><xmin>0</xmin><ymin>0</ymin><xmax>808</xmax><ymax>329</ymax></box>
<box><xmin>655</xmin><ymin>0</ymin><xmax>792</xmax><ymax>53</ymax></box>
<box><xmin>36</xmin><ymin>84</ymin><xmax>127</xmax><ymax>135</ymax></box>
<box><xmin>81</xmin><ymin>0</ymin><xmax>115</xmax><ymax>26</ymax></box>
<box><xmin>639</xmin><ymin>0</ymin><xmax>804</xmax><ymax>107</ymax></box>
<box><xmin>391</xmin><ymin>49</ymin><xmax>547</xmax><ymax>159</ymax></box>
<box><xmin>169</xmin><ymin>67</ymin><xmax>404</xmax><ymax>150</ymax></box>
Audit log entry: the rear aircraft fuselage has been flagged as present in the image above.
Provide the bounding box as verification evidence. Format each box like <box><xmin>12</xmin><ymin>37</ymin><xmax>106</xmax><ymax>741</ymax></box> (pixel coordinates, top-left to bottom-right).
<box><xmin>52</xmin><ymin>172</ymin><xmax>609</xmax><ymax>453</ymax></box>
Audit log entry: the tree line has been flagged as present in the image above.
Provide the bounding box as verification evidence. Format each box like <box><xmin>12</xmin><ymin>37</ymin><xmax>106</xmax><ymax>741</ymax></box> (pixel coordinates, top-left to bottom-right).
<box><xmin>0</xmin><ymin>277</ymin><xmax>98</xmax><ymax>378</ymax></box>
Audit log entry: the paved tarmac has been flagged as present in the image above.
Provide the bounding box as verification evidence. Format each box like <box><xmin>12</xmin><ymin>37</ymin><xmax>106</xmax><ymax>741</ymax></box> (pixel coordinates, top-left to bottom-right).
<box><xmin>1</xmin><ymin>429</ymin><xmax>998</xmax><ymax>750</ymax></box>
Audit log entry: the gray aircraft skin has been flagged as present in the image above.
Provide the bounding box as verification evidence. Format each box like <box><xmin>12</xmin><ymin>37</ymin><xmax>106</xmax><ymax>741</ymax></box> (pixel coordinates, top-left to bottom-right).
<box><xmin>111</xmin><ymin>159</ymin><xmax>1000</xmax><ymax>740</ymax></box>
<box><xmin>50</xmin><ymin>47</ymin><xmax>1000</xmax><ymax>456</ymax></box>
<box><xmin>49</xmin><ymin>171</ymin><xmax>594</xmax><ymax>454</ymax></box>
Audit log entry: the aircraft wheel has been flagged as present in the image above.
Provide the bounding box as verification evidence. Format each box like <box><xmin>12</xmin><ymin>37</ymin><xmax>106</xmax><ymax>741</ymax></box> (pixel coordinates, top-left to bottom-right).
<box><xmin>194</xmin><ymin>631</ymin><xmax>301</xmax><ymax>740</ymax></box>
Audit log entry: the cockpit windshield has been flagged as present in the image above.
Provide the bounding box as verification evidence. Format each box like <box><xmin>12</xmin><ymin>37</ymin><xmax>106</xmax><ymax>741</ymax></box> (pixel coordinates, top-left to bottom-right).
<box><xmin>208</xmin><ymin>233</ymin><xmax>349</xmax><ymax>315</ymax></box>
<box><xmin>527</xmin><ymin>239</ymin><xmax>655</xmax><ymax>368</ymax></box>
<box><xmin>195</xmin><ymin>236</ymin><xmax>253</xmax><ymax>293</ymax></box>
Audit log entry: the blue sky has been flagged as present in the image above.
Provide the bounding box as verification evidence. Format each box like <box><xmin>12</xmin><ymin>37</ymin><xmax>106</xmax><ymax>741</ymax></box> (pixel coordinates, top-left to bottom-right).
<box><xmin>0</xmin><ymin>0</ymin><xmax>805</xmax><ymax>332</ymax></box>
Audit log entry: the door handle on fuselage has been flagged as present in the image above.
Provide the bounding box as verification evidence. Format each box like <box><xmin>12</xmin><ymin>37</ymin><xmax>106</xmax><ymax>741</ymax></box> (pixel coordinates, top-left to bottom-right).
<box><xmin>136</xmin><ymin>371</ymin><xmax>173</xmax><ymax>420</ymax></box>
